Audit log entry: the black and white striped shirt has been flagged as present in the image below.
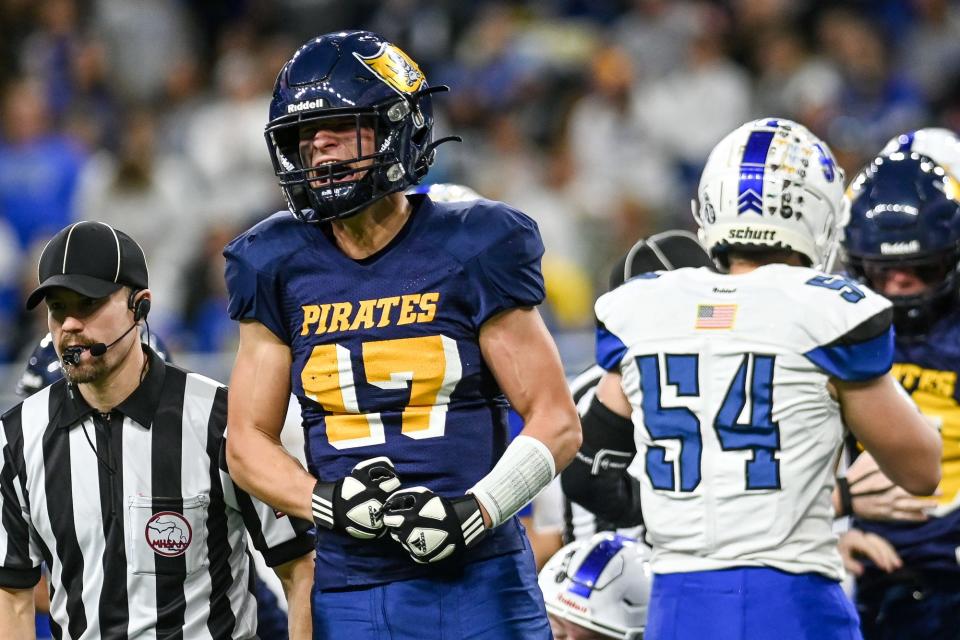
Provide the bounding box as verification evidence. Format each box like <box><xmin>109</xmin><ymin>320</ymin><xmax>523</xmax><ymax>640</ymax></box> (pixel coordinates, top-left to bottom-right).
<box><xmin>0</xmin><ymin>346</ymin><xmax>314</xmax><ymax>639</ymax></box>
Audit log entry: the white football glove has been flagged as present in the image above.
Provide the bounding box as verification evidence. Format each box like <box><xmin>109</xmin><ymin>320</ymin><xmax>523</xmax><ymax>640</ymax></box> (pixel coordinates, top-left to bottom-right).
<box><xmin>381</xmin><ymin>487</ymin><xmax>487</xmax><ymax>563</ymax></box>
<box><xmin>312</xmin><ymin>457</ymin><xmax>401</xmax><ymax>539</ymax></box>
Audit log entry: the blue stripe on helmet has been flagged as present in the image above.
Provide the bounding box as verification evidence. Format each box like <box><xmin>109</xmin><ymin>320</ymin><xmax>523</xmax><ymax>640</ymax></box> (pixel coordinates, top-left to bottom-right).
<box><xmin>897</xmin><ymin>131</ymin><xmax>916</xmax><ymax>152</ymax></box>
<box><xmin>814</xmin><ymin>142</ymin><xmax>837</xmax><ymax>183</ymax></box>
<box><xmin>737</xmin><ymin>130</ymin><xmax>775</xmax><ymax>216</ymax></box>
<box><xmin>568</xmin><ymin>535</ymin><xmax>630</xmax><ymax>598</ymax></box>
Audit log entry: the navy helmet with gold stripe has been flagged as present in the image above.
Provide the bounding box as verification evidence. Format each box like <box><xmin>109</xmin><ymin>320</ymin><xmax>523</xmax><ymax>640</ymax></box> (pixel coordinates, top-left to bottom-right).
<box><xmin>265</xmin><ymin>31</ymin><xmax>457</xmax><ymax>224</ymax></box>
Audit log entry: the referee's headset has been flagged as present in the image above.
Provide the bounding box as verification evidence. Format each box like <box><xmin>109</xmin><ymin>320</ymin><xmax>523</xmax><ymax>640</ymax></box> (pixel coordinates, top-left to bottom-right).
<box><xmin>62</xmin><ymin>290</ymin><xmax>151</xmax><ymax>474</ymax></box>
<box><xmin>61</xmin><ymin>289</ymin><xmax>150</xmax><ymax>366</ymax></box>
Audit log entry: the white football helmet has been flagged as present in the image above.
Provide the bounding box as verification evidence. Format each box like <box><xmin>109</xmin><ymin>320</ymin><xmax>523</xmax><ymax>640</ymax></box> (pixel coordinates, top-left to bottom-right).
<box><xmin>880</xmin><ymin>128</ymin><xmax>960</xmax><ymax>178</ymax></box>
<box><xmin>405</xmin><ymin>182</ymin><xmax>482</xmax><ymax>202</ymax></box>
<box><xmin>538</xmin><ymin>533</ymin><xmax>651</xmax><ymax>640</ymax></box>
<box><xmin>693</xmin><ymin>117</ymin><xmax>845</xmax><ymax>270</ymax></box>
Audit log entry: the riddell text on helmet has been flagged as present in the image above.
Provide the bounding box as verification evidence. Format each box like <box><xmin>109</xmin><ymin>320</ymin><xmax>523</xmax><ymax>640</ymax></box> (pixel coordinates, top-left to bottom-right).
<box><xmin>287</xmin><ymin>99</ymin><xmax>327</xmax><ymax>113</ymax></box>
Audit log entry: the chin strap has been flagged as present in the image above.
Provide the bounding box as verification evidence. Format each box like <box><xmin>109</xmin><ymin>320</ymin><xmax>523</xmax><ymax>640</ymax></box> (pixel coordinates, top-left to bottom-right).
<box><xmin>409</xmin><ymin>84</ymin><xmax>460</xmax><ymax>175</ymax></box>
<box><xmin>417</xmin><ymin>135</ymin><xmax>462</xmax><ymax>179</ymax></box>
<box><xmin>422</xmin><ymin>135</ymin><xmax>462</xmax><ymax>156</ymax></box>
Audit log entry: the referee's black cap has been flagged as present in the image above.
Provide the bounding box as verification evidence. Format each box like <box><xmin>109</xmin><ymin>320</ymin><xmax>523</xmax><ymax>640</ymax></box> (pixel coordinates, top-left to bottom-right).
<box><xmin>608</xmin><ymin>230</ymin><xmax>716</xmax><ymax>291</ymax></box>
<box><xmin>26</xmin><ymin>221</ymin><xmax>149</xmax><ymax>309</ymax></box>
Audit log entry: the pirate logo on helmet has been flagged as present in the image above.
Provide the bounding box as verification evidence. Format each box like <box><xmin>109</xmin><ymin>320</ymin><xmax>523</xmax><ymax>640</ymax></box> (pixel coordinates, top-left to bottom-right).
<box><xmin>354</xmin><ymin>43</ymin><xmax>425</xmax><ymax>95</ymax></box>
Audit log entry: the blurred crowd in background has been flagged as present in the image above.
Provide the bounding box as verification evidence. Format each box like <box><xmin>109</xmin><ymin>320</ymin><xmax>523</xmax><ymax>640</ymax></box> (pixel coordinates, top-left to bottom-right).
<box><xmin>2</xmin><ymin>0</ymin><xmax>960</xmax><ymax>372</ymax></box>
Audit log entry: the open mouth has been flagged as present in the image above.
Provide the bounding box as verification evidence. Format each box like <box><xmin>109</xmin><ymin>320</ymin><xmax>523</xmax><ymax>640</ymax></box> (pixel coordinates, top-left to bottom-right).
<box><xmin>61</xmin><ymin>341</ymin><xmax>94</xmax><ymax>352</ymax></box>
<box><xmin>307</xmin><ymin>160</ymin><xmax>366</xmax><ymax>188</ymax></box>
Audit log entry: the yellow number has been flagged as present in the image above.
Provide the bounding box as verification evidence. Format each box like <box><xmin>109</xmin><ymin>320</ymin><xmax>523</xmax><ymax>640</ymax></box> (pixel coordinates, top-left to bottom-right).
<box><xmin>363</xmin><ymin>335</ymin><xmax>461</xmax><ymax>439</ymax></box>
<box><xmin>300</xmin><ymin>336</ymin><xmax>462</xmax><ymax>449</ymax></box>
<box><xmin>301</xmin><ymin>343</ymin><xmax>385</xmax><ymax>448</ymax></box>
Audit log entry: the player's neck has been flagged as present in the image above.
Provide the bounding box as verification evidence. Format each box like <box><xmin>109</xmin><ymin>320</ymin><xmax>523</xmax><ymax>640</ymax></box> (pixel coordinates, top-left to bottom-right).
<box><xmin>727</xmin><ymin>262</ymin><xmax>762</xmax><ymax>275</ymax></box>
<box><xmin>329</xmin><ymin>193</ymin><xmax>412</xmax><ymax>260</ymax></box>
<box><xmin>727</xmin><ymin>252</ymin><xmax>805</xmax><ymax>274</ymax></box>
<box><xmin>78</xmin><ymin>341</ymin><xmax>148</xmax><ymax>413</ymax></box>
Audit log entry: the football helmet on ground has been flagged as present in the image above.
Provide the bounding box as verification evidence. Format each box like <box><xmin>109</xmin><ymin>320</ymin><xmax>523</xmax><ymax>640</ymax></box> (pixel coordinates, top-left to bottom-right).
<box><xmin>538</xmin><ymin>533</ymin><xmax>651</xmax><ymax>640</ymax></box>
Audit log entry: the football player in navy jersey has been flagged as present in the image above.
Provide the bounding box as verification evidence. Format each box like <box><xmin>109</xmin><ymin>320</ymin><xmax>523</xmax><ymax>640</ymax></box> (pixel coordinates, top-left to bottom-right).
<box><xmin>841</xmin><ymin>128</ymin><xmax>960</xmax><ymax>640</ymax></box>
<box><xmin>223</xmin><ymin>31</ymin><xmax>580</xmax><ymax>639</ymax></box>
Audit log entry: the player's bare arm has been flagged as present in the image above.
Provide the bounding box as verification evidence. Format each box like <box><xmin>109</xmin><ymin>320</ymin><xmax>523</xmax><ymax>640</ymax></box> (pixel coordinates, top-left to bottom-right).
<box><xmin>273</xmin><ymin>551</ymin><xmax>315</xmax><ymax>640</ymax></box>
<box><xmin>460</xmin><ymin>306</ymin><xmax>581</xmax><ymax>527</ymax></box>
<box><xmin>836</xmin><ymin>373</ymin><xmax>942</xmax><ymax>496</ymax></box>
<box><xmin>228</xmin><ymin>320</ymin><xmax>399</xmax><ymax>540</ymax></box>
<box><xmin>0</xmin><ymin>586</ymin><xmax>35</xmax><ymax>639</ymax></box>
<box><xmin>833</xmin><ymin>450</ymin><xmax>939</xmax><ymax>521</ymax></box>
<box><xmin>837</xmin><ymin>528</ymin><xmax>902</xmax><ymax>577</ymax></box>
<box><xmin>226</xmin><ymin>319</ymin><xmax>316</xmax><ymax>521</ymax></box>
<box><xmin>594</xmin><ymin>371</ymin><xmax>632</xmax><ymax>418</ymax></box>
<box><xmin>480</xmin><ymin>306</ymin><xmax>582</xmax><ymax>471</ymax></box>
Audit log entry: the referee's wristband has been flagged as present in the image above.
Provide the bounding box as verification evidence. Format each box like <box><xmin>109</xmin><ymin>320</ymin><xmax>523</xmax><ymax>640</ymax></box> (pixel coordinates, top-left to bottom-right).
<box><xmin>836</xmin><ymin>476</ymin><xmax>854</xmax><ymax>518</ymax></box>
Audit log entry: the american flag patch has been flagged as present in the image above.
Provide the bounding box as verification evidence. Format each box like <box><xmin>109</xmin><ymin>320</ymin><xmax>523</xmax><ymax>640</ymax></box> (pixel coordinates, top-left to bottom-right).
<box><xmin>695</xmin><ymin>304</ymin><xmax>737</xmax><ymax>329</ymax></box>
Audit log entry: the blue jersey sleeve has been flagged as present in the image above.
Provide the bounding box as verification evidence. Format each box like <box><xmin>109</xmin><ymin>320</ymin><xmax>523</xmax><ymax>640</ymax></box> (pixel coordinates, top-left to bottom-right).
<box><xmin>803</xmin><ymin>309</ymin><xmax>894</xmax><ymax>381</ymax></box>
<box><xmin>223</xmin><ymin>244</ymin><xmax>289</xmax><ymax>344</ymax></box>
<box><xmin>596</xmin><ymin>322</ymin><xmax>629</xmax><ymax>372</ymax></box>
<box><xmin>465</xmin><ymin>206</ymin><xmax>545</xmax><ymax>327</ymax></box>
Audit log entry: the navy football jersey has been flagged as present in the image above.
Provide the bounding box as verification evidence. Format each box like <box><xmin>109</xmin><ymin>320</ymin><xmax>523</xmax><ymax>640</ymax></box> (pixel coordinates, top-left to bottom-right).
<box><xmin>856</xmin><ymin>306</ymin><xmax>960</xmax><ymax>575</ymax></box>
<box><xmin>224</xmin><ymin>194</ymin><xmax>545</xmax><ymax>588</ymax></box>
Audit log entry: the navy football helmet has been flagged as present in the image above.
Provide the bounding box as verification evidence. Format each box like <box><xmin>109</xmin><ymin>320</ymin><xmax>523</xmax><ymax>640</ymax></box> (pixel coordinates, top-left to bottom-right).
<box><xmin>843</xmin><ymin>151</ymin><xmax>960</xmax><ymax>336</ymax></box>
<box><xmin>265</xmin><ymin>31</ymin><xmax>455</xmax><ymax>223</ymax></box>
<box><xmin>16</xmin><ymin>331</ymin><xmax>171</xmax><ymax>397</ymax></box>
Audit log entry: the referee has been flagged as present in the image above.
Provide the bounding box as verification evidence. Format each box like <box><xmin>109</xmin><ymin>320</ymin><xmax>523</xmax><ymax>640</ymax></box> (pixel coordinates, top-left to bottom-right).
<box><xmin>0</xmin><ymin>221</ymin><xmax>315</xmax><ymax>639</ymax></box>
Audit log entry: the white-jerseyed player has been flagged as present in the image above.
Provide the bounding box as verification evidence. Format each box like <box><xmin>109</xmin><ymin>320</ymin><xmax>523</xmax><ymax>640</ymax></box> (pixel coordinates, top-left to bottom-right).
<box><xmin>586</xmin><ymin>118</ymin><xmax>941</xmax><ymax>640</ymax></box>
